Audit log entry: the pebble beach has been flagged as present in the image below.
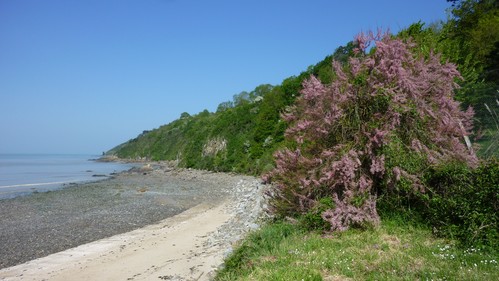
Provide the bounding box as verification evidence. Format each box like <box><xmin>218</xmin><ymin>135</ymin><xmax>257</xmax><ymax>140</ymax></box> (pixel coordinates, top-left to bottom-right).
<box><xmin>0</xmin><ymin>162</ymin><xmax>269</xmax><ymax>279</ymax></box>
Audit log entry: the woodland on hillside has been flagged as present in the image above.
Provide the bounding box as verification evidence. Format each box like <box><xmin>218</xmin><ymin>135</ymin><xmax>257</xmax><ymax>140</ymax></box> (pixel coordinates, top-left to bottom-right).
<box><xmin>109</xmin><ymin>0</ymin><xmax>498</xmax><ymax>247</ymax></box>
<box><xmin>109</xmin><ymin>0</ymin><xmax>498</xmax><ymax>171</ymax></box>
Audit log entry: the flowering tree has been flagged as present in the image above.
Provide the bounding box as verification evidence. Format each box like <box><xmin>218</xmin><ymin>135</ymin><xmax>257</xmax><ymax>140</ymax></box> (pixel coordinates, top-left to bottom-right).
<box><xmin>264</xmin><ymin>31</ymin><xmax>478</xmax><ymax>232</ymax></box>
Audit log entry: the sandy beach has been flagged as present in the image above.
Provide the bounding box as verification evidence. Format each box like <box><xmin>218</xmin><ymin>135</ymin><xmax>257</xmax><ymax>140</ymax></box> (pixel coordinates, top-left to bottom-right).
<box><xmin>0</xmin><ymin>163</ymin><xmax>268</xmax><ymax>280</ymax></box>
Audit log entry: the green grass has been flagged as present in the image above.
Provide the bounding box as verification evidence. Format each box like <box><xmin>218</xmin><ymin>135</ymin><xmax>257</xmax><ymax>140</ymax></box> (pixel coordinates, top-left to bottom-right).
<box><xmin>215</xmin><ymin>219</ymin><xmax>498</xmax><ymax>281</ymax></box>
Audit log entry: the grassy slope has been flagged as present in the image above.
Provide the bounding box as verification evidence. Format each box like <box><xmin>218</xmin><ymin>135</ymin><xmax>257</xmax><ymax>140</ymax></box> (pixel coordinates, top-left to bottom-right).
<box><xmin>215</xmin><ymin>218</ymin><xmax>498</xmax><ymax>281</ymax></box>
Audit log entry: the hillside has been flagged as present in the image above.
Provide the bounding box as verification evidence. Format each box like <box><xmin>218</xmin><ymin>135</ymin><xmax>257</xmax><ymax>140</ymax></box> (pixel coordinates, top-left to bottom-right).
<box><xmin>106</xmin><ymin>53</ymin><xmax>346</xmax><ymax>174</ymax></box>
<box><xmin>108</xmin><ymin>1</ymin><xmax>498</xmax><ymax>174</ymax></box>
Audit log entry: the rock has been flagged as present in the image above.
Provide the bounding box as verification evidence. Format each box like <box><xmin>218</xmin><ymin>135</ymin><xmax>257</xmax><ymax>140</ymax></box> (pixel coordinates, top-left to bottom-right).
<box><xmin>203</xmin><ymin>176</ymin><xmax>272</xmax><ymax>267</ymax></box>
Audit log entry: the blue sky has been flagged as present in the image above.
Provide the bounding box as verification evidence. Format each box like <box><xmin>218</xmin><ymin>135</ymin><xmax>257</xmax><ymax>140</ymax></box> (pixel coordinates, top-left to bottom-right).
<box><xmin>0</xmin><ymin>0</ymin><xmax>452</xmax><ymax>154</ymax></box>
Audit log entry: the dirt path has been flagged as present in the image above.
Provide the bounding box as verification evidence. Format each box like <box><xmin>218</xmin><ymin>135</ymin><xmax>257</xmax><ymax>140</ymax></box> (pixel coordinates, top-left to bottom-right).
<box><xmin>0</xmin><ymin>202</ymin><xmax>232</xmax><ymax>281</ymax></box>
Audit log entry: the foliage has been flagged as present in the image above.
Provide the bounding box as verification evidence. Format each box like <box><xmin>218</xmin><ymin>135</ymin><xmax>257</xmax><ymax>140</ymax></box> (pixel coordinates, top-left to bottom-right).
<box><xmin>106</xmin><ymin>1</ymin><xmax>499</xmax><ymax>259</ymax></box>
<box><xmin>422</xmin><ymin>158</ymin><xmax>499</xmax><ymax>249</ymax></box>
<box><xmin>108</xmin><ymin>49</ymin><xmax>337</xmax><ymax>175</ymax></box>
<box><xmin>215</xmin><ymin>219</ymin><xmax>499</xmax><ymax>280</ymax></box>
<box><xmin>108</xmin><ymin>0</ymin><xmax>498</xmax><ymax>175</ymax></box>
<box><xmin>379</xmin><ymin>157</ymin><xmax>499</xmax><ymax>249</ymax></box>
<box><xmin>264</xmin><ymin>31</ymin><xmax>477</xmax><ymax>232</ymax></box>
<box><xmin>442</xmin><ymin>1</ymin><xmax>499</xmax><ymax>154</ymax></box>
<box><xmin>481</xmin><ymin>95</ymin><xmax>499</xmax><ymax>158</ymax></box>
<box><xmin>397</xmin><ymin>1</ymin><xmax>499</xmax><ymax>153</ymax></box>
<box><xmin>299</xmin><ymin>197</ymin><xmax>334</xmax><ymax>231</ymax></box>
<box><xmin>107</xmin><ymin>78</ymin><xmax>306</xmax><ymax>174</ymax></box>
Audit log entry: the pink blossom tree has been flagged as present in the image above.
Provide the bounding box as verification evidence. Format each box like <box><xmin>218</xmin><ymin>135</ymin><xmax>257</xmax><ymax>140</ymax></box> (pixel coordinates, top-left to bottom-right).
<box><xmin>264</xmin><ymin>31</ymin><xmax>478</xmax><ymax>232</ymax></box>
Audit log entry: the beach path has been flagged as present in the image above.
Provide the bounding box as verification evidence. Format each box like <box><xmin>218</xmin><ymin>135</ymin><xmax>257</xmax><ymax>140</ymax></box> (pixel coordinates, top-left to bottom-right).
<box><xmin>0</xmin><ymin>201</ymin><xmax>231</xmax><ymax>281</ymax></box>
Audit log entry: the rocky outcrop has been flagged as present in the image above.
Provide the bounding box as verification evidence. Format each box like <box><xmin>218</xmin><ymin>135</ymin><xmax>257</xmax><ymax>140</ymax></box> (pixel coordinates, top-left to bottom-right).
<box><xmin>202</xmin><ymin>137</ymin><xmax>227</xmax><ymax>157</ymax></box>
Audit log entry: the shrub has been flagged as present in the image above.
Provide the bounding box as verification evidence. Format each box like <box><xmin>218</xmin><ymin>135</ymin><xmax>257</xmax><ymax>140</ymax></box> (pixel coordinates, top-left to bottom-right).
<box><xmin>423</xmin><ymin>158</ymin><xmax>499</xmax><ymax>249</ymax></box>
<box><xmin>264</xmin><ymin>30</ymin><xmax>477</xmax><ymax>232</ymax></box>
<box><xmin>300</xmin><ymin>197</ymin><xmax>334</xmax><ymax>231</ymax></box>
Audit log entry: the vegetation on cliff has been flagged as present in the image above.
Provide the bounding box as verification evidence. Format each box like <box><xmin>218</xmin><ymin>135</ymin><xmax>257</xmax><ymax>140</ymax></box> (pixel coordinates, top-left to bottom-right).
<box><xmin>109</xmin><ymin>0</ymin><xmax>498</xmax><ymax>257</ymax></box>
<box><xmin>107</xmin><ymin>54</ymin><xmax>336</xmax><ymax>174</ymax></box>
<box><xmin>108</xmin><ymin>0</ymin><xmax>497</xmax><ymax>171</ymax></box>
<box><xmin>264</xmin><ymin>29</ymin><xmax>478</xmax><ymax>232</ymax></box>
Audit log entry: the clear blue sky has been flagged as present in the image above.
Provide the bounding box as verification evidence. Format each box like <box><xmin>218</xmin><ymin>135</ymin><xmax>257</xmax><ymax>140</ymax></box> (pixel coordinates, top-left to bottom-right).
<box><xmin>0</xmin><ymin>0</ymin><xmax>452</xmax><ymax>154</ymax></box>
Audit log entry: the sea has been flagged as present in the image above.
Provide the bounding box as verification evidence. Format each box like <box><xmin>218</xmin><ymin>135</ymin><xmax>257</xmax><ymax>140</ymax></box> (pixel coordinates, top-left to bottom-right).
<box><xmin>0</xmin><ymin>154</ymin><xmax>134</xmax><ymax>199</ymax></box>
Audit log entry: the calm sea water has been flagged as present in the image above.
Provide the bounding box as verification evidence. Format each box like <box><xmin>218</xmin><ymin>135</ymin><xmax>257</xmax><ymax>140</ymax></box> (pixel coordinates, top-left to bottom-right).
<box><xmin>0</xmin><ymin>154</ymin><xmax>133</xmax><ymax>199</ymax></box>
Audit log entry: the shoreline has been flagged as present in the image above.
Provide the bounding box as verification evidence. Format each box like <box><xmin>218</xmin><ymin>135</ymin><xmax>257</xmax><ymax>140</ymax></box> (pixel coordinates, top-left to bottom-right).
<box><xmin>0</xmin><ymin>162</ymin><xmax>267</xmax><ymax>275</ymax></box>
<box><xmin>0</xmin><ymin>201</ymin><xmax>234</xmax><ymax>280</ymax></box>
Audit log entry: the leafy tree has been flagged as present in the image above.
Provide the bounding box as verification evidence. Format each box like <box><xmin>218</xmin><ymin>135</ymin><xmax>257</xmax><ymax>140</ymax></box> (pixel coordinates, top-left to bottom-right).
<box><xmin>397</xmin><ymin>9</ymin><xmax>498</xmax><ymax>153</ymax></box>
<box><xmin>233</xmin><ymin>91</ymin><xmax>251</xmax><ymax>106</ymax></box>
<box><xmin>332</xmin><ymin>41</ymin><xmax>357</xmax><ymax>65</ymax></box>
<box><xmin>252</xmin><ymin>87</ymin><xmax>287</xmax><ymax>155</ymax></box>
<box><xmin>249</xmin><ymin>84</ymin><xmax>273</xmax><ymax>100</ymax></box>
<box><xmin>443</xmin><ymin>0</ymin><xmax>499</xmax><ymax>150</ymax></box>
<box><xmin>216</xmin><ymin>101</ymin><xmax>234</xmax><ymax>112</ymax></box>
<box><xmin>264</xmin><ymin>31</ymin><xmax>477</xmax><ymax>232</ymax></box>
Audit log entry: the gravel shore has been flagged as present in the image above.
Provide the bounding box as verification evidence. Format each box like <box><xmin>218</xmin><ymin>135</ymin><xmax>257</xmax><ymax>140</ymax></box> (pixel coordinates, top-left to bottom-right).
<box><xmin>0</xmin><ymin>162</ymin><xmax>267</xmax><ymax>270</ymax></box>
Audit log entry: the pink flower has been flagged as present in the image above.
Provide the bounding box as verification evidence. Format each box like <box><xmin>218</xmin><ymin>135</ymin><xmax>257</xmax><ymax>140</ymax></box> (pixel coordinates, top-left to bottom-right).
<box><xmin>266</xmin><ymin>30</ymin><xmax>477</xmax><ymax>233</ymax></box>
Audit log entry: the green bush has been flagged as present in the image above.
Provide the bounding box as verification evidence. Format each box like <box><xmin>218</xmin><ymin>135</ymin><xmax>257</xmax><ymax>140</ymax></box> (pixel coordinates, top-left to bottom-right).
<box><xmin>300</xmin><ymin>197</ymin><xmax>334</xmax><ymax>231</ymax></box>
<box><xmin>423</xmin><ymin>158</ymin><xmax>499</xmax><ymax>249</ymax></box>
